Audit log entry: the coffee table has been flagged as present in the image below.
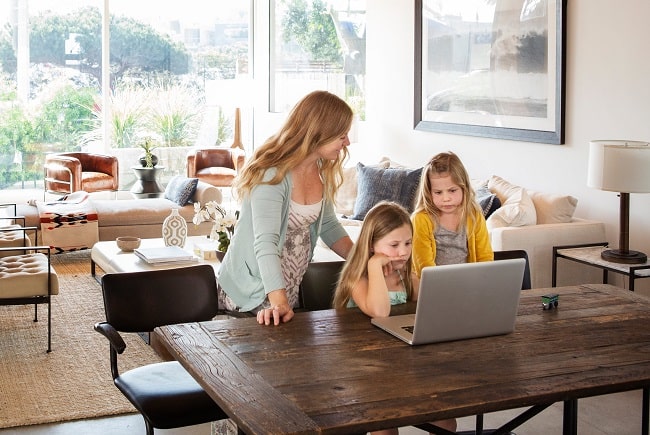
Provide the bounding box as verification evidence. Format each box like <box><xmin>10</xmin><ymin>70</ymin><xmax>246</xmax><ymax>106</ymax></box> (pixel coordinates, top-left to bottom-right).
<box><xmin>91</xmin><ymin>236</ymin><xmax>221</xmax><ymax>280</ymax></box>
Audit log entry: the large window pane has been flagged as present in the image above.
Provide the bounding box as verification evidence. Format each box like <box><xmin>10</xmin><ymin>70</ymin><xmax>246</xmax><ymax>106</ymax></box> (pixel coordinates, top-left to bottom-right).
<box><xmin>270</xmin><ymin>0</ymin><xmax>366</xmax><ymax>118</ymax></box>
<box><xmin>0</xmin><ymin>0</ymin><xmax>251</xmax><ymax>192</ymax></box>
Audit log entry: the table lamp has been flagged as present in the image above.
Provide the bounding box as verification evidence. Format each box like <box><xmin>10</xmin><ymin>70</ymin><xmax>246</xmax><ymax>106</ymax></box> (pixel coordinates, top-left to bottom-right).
<box><xmin>587</xmin><ymin>140</ymin><xmax>650</xmax><ymax>264</ymax></box>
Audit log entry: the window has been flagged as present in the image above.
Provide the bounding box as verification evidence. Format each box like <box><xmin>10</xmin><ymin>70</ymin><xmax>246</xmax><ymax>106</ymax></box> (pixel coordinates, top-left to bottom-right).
<box><xmin>270</xmin><ymin>0</ymin><xmax>366</xmax><ymax>118</ymax></box>
<box><xmin>0</xmin><ymin>0</ymin><xmax>251</xmax><ymax>191</ymax></box>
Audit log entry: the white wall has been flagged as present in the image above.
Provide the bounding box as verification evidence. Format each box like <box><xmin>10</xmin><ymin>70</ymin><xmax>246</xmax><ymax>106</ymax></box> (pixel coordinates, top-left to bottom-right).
<box><xmin>354</xmin><ymin>0</ymin><xmax>650</xmax><ymax>293</ymax></box>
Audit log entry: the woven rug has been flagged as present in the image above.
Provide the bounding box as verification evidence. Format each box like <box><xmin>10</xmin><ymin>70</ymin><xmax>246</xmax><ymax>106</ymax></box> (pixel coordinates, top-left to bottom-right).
<box><xmin>0</xmin><ymin>251</ymin><xmax>162</xmax><ymax>429</ymax></box>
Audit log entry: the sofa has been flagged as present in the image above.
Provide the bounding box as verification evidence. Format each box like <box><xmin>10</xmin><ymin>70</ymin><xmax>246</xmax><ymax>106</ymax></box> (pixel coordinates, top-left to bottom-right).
<box><xmin>318</xmin><ymin>158</ymin><xmax>606</xmax><ymax>289</ymax></box>
<box><xmin>16</xmin><ymin>179</ymin><xmax>221</xmax><ymax>244</ymax></box>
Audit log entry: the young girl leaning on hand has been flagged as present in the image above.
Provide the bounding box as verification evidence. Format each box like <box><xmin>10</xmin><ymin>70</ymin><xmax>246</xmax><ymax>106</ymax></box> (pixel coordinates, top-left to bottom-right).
<box><xmin>333</xmin><ymin>201</ymin><xmax>417</xmax><ymax>318</ymax></box>
<box><xmin>411</xmin><ymin>151</ymin><xmax>493</xmax><ymax>278</ymax></box>
<box><xmin>333</xmin><ymin>200</ymin><xmax>457</xmax><ymax>435</ymax></box>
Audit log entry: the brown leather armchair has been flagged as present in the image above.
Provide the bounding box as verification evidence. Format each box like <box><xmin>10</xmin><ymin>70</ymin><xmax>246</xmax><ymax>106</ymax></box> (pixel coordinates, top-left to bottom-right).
<box><xmin>186</xmin><ymin>147</ymin><xmax>245</xmax><ymax>187</ymax></box>
<box><xmin>44</xmin><ymin>152</ymin><xmax>119</xmax><ymax>195</ymax></box>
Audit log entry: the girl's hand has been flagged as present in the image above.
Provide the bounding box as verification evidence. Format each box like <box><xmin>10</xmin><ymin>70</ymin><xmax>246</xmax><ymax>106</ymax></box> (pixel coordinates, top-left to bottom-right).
<box><xmin>369</xmin><ymin>252</ymin><xmax>398</xmax><ymax>277</ymax></box>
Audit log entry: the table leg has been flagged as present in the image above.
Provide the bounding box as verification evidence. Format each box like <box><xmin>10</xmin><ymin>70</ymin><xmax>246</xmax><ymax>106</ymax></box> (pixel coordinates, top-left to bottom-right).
<box><xmin>563</xmin><ymin>399</ymin><xmax>578</xmax><ymax>435</ymax></box>
<box><xmin>643</xmin><ymin>387</ymin><xmax>649</xmax><ymax>435</ymax></box>
<box><xmin>552</xmin><ymin>248</ymin><xmax>558</xmax><ymax>287</ymax></box>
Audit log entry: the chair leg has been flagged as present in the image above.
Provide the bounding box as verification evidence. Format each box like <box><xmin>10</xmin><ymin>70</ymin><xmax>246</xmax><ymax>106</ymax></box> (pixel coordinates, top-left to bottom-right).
<box><xmin>33</xmin><ymin>303</ymin><xmax>38</xmax><ymax>322</ymax></box>
<box><xmin>47</xmin><ymin>298</ymin><xmax>52</xmax><ymax>353</ymax></box>
<box><xmin>143</xmin><ymin>416</ymin><xmax>154</xmax><ymax>435</ymax></box>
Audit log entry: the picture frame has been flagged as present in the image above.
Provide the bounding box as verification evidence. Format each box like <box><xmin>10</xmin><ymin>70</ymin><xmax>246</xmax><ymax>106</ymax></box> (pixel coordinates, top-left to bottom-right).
<box><xmin>414</xmin><ymin>0</ymin><xmax>566</xmax><ymax>144</ymax></box>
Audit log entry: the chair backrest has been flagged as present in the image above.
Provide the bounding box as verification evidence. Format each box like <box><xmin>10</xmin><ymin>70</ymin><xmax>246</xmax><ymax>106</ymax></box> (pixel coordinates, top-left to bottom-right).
<box><xmin>196</xmin><ymin>149</ymin><xmax>237</xmax><ymax>170</ymax></box>
<box><xmin>299</xmin><ymin>261</ymin><xmax>345</xmax><ymax>311</ymax></box>
<box><xmin>100</xmin><ymin>264</ymin><xmax>219</xmax><ymax>332</ymax></box>
<box><xmin>493</xmin><ymin>249</ymin><xmax>531</xmax><ymax>290</ymax></box>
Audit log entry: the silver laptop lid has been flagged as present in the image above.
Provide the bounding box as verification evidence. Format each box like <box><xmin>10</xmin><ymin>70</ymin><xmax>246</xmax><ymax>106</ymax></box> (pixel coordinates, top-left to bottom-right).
<box><xmin>371</xmin><ymin>258</ymin><xmax>525</xmax><ymax>345</ymax></box>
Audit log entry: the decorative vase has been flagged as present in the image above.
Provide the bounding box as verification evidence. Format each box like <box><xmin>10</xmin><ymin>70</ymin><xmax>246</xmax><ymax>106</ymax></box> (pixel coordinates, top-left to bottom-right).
<box><xmin>162</xmin><ymin>208</ymin><xmax>187</xmax><ymax>247</ymax></box>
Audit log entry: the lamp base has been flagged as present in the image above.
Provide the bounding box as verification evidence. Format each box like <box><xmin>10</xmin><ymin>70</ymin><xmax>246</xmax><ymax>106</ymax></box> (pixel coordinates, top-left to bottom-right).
<box><xmin>601</xmin><ymin>249</ymin><xmax>647</xmax><ymax>264</ymax></box>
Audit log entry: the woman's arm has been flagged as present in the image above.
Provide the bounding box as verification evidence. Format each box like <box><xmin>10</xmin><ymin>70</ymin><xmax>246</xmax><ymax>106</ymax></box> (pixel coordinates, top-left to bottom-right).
<box><xmin>330</xmin><ymin>235</ymin><xmax>353</xmax><ymax>259</ymax></box>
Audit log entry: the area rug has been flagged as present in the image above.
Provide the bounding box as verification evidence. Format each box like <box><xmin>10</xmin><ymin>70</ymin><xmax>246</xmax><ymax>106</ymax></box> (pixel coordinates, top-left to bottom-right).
<box><xmin>0</xmin><ymin>251</ymin><xmax>162</xmax><ymax>429</ymax></box>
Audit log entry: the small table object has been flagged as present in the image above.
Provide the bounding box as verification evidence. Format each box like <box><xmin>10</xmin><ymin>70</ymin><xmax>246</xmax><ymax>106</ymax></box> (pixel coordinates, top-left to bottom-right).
<box><xmin>130</xmin><ymin>166</ymin><xmax>165</xmax><ymax>199</ymax></box>
<box><xmin>552</xmin><ymin>242</ymin><xmax>650</xmax><ymax>291</ymax></box>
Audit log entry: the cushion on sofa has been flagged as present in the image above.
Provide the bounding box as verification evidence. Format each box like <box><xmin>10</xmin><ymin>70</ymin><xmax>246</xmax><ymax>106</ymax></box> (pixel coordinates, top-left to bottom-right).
<box><xmin>164</xmin><ymin>175</ymin><xmax>198</xmax><ymax>206</ymax></box>
<box><xmin>350</xmin><ymin>162</ymin><xmax>422</xmax><ymax>221</ymax></box>
<box><xmin>335</xmin><ymin>160</ymin><xmax>390</xmax><ymax>217</ymax></box>
<box><xmin>475</xmin><ymin>184</ymin><xmax>501</xmax><ymax>218</ymax></box>
<box><xmin>528</xmin><ymin>190</ymin><xmax>577</xmax><ymax>224</ymax></box>
<box><xmin>486</xmin><ymin>175</ymin><xmax>537</xmax><ymax>230</ymax></box>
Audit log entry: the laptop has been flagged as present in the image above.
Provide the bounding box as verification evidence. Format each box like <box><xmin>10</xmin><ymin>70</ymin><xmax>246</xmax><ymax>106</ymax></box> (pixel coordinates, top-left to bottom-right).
<box><xmin>371</xmin><ymin>258</ymin><xmax>526</xmax><ymax>345</ymax></box>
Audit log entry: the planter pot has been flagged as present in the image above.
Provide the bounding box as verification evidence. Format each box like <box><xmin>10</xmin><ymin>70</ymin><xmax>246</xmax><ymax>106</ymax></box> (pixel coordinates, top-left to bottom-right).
<box><xmin>139</xmin><ymin>154</ymin><xmax>159</xmax><ymax>167</ymax></box>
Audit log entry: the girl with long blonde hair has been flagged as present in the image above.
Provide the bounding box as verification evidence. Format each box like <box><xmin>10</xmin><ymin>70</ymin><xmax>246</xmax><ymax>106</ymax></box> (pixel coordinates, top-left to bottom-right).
<box><xmin>411</xmin><ymin>151</ymin><xmax>493</xmax><ymax>277</ymax></box>
<box><xmin>333</xmin><ymin>201</ymin><xmax>417</xmax><ymax>318</ymax></box>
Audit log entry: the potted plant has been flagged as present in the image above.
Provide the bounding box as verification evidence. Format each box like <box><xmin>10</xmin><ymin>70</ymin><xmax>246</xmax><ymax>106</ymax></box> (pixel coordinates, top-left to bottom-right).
<box><xmin>138</xmin><ymin>136</ymin><xmax>159</xmax><ymax>167</ymax></box>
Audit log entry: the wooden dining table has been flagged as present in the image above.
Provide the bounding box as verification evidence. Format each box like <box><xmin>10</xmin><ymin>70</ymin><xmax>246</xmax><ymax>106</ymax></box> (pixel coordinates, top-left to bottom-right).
<box><xmin>154</xmin><ymin>284</ymin><xmax>650</xmax><ymax>435</ymax></box>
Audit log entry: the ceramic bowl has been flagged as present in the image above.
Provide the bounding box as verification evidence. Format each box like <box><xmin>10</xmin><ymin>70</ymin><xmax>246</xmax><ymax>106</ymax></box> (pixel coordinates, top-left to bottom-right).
<box><xmin>116</xmin><ymin>236</ymin><xmax>141</xmax><ymax>252</ymax></box>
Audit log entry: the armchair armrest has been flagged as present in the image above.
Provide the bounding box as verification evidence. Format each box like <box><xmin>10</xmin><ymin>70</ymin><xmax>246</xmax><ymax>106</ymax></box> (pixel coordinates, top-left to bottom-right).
<box><xmin>187</xmin><ymin>150</ymin><xmax>198</xmax><ymax>177</ymax></box>
<box><xmin>44</xmin><ymin>155</ymin><xmax>82</xmax><ymax>193</ymax></box>
<box><xmin>232</xmin><ymin>148</ymin><xmax>246</xmax><ymax>172</ymax></box>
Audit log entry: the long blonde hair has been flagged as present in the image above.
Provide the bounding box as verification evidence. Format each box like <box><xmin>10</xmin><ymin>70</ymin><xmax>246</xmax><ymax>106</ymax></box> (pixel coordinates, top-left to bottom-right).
<box><xmin>234</xmin><ymin>90</ymin><xmax>353</xmax><ymax>202</ymax></box>
<box><xmin>413</xmin><ymin>152</ymin><xmax>481</xmax><ymax>229</ymax></box>
<box><xmin>333</xmin><ymin>201</ymin><xmax>414</xmax><ymax>309</ymax></box>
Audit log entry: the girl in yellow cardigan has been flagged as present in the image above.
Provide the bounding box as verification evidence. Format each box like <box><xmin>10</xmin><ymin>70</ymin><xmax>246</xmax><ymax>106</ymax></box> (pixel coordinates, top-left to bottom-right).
<box><xmin>411</xmin><ymin>152</ymin><xmax>493</xmax><ymax>277</ymax></box>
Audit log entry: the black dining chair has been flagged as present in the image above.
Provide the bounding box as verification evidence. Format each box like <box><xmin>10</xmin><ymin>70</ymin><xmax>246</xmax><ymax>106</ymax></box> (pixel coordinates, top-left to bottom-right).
<box><xmin>94</xmin><ymin>265</ymin><xmax>228</xmax><ymax>435</ymax></box>
<box><xmin>298</xmin><ymin>260</ymin><xmax>345</xmax><ymax>311</ymax></box>
<box><xmin>494</xmin><ymin>249</ymin><xmax>531</xmax><ymax>290</ymax></box>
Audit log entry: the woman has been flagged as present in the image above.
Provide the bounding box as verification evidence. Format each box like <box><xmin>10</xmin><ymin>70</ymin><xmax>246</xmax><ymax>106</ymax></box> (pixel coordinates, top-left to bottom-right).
<box><xmin>218</xmin><ymin>90</ymin><xmax>354</xmax><ymax>325</ymax></box>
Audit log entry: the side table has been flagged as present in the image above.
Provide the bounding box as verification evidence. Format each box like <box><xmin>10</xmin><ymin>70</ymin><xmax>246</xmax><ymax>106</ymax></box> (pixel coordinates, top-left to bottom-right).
<box><xmin>130</xmin><ymin>166</ymin><xmax>165</xmax><ymax>198</ymax></box>
<box><xmin>552</xmin><ymin>242</ymin><xmax>650</xmax><ymax>291</ymax></box>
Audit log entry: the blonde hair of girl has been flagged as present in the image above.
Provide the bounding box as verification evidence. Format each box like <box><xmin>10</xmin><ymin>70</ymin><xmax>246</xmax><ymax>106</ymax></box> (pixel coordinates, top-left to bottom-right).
<box><xmin>233</xmin><ymin>90</ymin><xmax>354</xmax><ymax>203</ymax></box>
<box><xmin>413</xmin><ymin>151</ymin><xmax>482</xmax><ymax>229</ymax></box>
<box><xmin>333</xmin><ymin>201</ymin><xmax>414</xmax><ymax>309</ymax></box>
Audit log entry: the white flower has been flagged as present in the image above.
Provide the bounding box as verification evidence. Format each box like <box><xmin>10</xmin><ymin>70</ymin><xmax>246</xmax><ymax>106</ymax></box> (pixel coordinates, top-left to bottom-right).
<box><xmin>192</xmin><ymin>201</ymin><xmax>238</xmax><ymax>252</ymax></box>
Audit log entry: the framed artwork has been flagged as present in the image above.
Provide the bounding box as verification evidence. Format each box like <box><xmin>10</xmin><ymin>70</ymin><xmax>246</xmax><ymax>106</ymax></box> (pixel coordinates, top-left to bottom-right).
<box><xmin>414</xmin><ymin>0</ymin><xmax>566</xmax><ymax>144</ymax></box>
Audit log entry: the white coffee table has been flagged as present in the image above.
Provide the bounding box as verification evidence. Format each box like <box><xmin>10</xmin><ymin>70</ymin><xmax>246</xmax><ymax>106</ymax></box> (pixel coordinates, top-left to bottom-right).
<box><xmin>91</xmin><ymin>236</ymin><xmax>221</xmax><ymax>280</ymax></box>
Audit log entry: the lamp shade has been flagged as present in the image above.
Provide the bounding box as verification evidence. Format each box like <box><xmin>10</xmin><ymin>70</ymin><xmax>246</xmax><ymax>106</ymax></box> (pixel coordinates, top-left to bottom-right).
<box><xmin>587</xmin><ymin>140</ymin><xmax>650</xmax><ymax>193</ymax></box>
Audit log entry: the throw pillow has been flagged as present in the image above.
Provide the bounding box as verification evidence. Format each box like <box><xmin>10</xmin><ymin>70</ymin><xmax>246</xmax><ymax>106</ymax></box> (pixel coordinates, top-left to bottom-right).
<box><xmin>335</xmin><ymin>161</ymin><xmax>390</xmax><ymax>217</ymax></box>
<box><xmin>164</xmin><ymin>176</ymin><xmax>198</xmax><ymax>206</ymax></box>
<box><xmin>486</xmin><ymin>175</ymin><xmax>537</xmax><ymax>230</ymax></box>
<box><xmin>528</xmin><ymin>190</ymin><xmax>577</xmax><ymax>224</ymax></box>
<box><xmin>474</xmin><ymin>184</ymin><xmax>501</xmax><ymax>218</ymax></box>
<box><xmin>350</xmin><ymin>163</ymin><xmax>422</xmax><ymax>221</ymax></box>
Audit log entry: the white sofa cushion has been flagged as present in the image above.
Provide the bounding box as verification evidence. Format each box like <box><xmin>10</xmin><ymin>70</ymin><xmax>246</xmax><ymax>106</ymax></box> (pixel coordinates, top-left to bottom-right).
<box><xmin>487</xmin><ymin>175</ymin><xmax>537</xmax><ymax>229</ymax></box>
<box><xmin>528</xmin><ymin>190</ymin><xmax>578</xmax><ymax>224</ymax></box>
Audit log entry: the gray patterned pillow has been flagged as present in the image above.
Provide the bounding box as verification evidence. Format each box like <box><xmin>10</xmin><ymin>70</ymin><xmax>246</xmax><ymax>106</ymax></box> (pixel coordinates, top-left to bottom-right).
<box><xmin>164</xmin><ymin>176</ymin><xmax>198</xmax><ymax>206</ymax></box>
<box><xmin>350</xmin><ymin>163</ymin><xmax>422</xmax><ymax>220</ymax></box>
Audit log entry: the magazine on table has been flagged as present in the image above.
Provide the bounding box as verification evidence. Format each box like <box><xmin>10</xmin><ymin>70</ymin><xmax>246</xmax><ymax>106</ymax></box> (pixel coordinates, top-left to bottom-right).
<box><xmin>134</xmin><ymin>245</ymin><xmax>198</xmax><ymax>264</ymax></box>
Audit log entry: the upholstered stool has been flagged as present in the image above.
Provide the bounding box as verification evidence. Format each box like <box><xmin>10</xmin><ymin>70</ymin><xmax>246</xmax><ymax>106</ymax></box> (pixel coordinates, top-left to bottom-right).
<box><xmin>0</xmin><ymin>249</ymin><xmax>59</xmax><ymax>352</ymax></box>
<box><xmin>0</xmin><ymin>225</ymin><xmax>34</xmax><ymax>258</ymax></box>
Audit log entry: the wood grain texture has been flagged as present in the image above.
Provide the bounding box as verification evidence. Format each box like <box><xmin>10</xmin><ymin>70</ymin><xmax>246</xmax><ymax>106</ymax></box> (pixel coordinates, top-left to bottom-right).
<box><xmin>156</xmin><ymin>284</ymin><xmax>650</xmax><ymax>434</ymax></box>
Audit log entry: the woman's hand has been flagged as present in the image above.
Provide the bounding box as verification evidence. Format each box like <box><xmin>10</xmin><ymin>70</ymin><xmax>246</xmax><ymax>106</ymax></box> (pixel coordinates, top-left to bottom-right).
<box><xmin>257</xmin><ymin>303</ymin><xmax>294</xmax><ymax>325</ymax></box>
<box><xmin>257</xmin><ymin>289</ymin><xmax>294</xmax><ymax>325</ymax></box>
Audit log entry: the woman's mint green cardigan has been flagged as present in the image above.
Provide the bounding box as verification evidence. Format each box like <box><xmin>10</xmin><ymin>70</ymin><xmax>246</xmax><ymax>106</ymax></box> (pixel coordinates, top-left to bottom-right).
<box><xmin>217</xmin><ymin>168</ymin><xmax>348</xmax><ymax>312</ymax></box>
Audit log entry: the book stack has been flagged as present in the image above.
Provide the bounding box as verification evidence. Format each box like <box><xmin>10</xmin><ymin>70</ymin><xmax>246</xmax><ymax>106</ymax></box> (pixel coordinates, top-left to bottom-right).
<box><xmin>134</xmin><ymin>246</ymin><xmax>198</xmax><ymax>265</ymax></box>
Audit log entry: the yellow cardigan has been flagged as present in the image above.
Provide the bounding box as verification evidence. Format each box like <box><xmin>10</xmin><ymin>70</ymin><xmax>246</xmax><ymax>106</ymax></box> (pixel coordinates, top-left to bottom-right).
<box><xmin>411</xmin><ymin>208</ymin><xmax>493</xmax><ymax>278</ymax></box>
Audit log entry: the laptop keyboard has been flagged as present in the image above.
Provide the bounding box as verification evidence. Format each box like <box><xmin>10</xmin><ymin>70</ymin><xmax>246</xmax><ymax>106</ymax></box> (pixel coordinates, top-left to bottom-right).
<box><xmin>402</xmin><ymin>325</ymin><xmax>414</xmax><ymax>334</ymax></box>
